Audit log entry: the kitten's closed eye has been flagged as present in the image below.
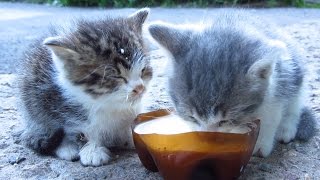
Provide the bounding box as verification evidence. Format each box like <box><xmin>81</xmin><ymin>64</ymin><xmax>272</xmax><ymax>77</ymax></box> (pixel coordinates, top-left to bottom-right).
<box><xmin>242</xmin><ymin>104</ymin><xmax>258</xmax><ymax>113</ymax></box>
<box><xmin>218</xmin><ymin>120</ymin><xmax>229</xmax><ymax>127</ymax></box>
<box><xmin>109</xmin><ymin>75</ymin><xmax>128</xmax><ymax>83</ymax></box>
<box><xmin>188</xmin><ymin>116</ymin><xmax>200</xmax><ymax>125</ymax></box>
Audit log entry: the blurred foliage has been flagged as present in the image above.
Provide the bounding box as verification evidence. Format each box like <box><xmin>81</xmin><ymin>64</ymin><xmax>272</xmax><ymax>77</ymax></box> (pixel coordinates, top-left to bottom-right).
<box><xmin>1</xmin><ymin>0</ymin><xmax>319</xmax><ymax>8</ymax></box>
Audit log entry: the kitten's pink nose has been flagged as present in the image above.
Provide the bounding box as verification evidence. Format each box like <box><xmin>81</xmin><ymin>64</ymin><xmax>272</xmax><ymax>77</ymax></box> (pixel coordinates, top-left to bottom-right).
<box><xmin>132</xmin><ymin>84</ymin><xmax>145</xmax><ymax>95</ymax></box>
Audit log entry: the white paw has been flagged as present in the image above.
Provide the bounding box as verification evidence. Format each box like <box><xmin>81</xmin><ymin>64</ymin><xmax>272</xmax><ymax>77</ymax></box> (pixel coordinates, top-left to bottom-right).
<box><xmin>253</xmin><ymin>143</ymin><xmax>273</xmax><ymax>158</ymax></box>
<box><xmin>79</xmin><ymin>143</ymin><xmax>111</xmax><ymax>166</ymax></box>
<box><xmin>55</xmin><ymin>143</ymin><xmax>79</xmax><ymax>161</ymax></box>
<box><xmin>277</xmin><ymin>126</ymin><xmax>297</xmax><ymax>143</ymax></box>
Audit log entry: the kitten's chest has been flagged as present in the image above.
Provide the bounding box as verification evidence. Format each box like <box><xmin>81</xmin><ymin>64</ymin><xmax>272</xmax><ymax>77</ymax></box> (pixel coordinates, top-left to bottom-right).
<box><xmin>97</xmin><ymin>108</ymin><xmax>136</xmax><ymax>123</ymax></box>
<box><xmin>87</xmin><ymin>105</ymin><xmax>140</xmax><ymax>133</ymax></box>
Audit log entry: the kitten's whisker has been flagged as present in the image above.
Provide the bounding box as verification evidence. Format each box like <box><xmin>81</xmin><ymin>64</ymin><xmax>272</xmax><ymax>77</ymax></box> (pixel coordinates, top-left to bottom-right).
<box><xmin>126</xmin><ymin>93</ymin><xmax>129</xmax><ymax>102</ymax></box>
<box><xmin>79</xmin><ymin>65</ymin><xmax>104</xmax><ymax>82</ymax></box>
<box><xmin>101</xmin><ymin>65</ymin><xmax>108</xmax><ymax>86</ymax></box>
<box><xmin>128</xmin><ymin>103</ymin><xmax>136</xmax><ymax>115</ymax></box>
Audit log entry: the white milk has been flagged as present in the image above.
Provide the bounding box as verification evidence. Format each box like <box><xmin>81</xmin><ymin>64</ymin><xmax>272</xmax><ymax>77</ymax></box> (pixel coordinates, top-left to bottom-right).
<box><xmin>134</xmin><ymin>115</ymin><xmax>200</xmax><ymax>134</ymax></box>
<box><xmin>134</xmin><ymin>114</ymin><xmax>251</xmax><ymax>135</ymax></box>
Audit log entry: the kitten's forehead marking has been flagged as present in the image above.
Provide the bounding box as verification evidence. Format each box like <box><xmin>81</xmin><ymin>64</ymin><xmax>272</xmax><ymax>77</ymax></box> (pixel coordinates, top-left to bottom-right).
<box><xmin>99</xmin><ymin>38</ymin><xmax>108</xmax><ymax>50</ymax></box>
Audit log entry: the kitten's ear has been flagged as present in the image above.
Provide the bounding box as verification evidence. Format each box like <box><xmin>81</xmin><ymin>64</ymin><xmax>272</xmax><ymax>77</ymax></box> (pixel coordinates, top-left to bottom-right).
<box><xmin>43</xmin><ymin>36</ymin><xmax>80</xmax><ymax>61</ymax></box>
<box><xmin>148</xmin><ymin>22</ymin><xmax>190</xmax><ymax>58</ymax></box>
<box><xmin>247</xmin><ymin>59</ymin><xmax>274</xmax><ymax>79</ymax></box>
<box><xmin>247</xmin><ymin>40</ymin><xmax>289</xmax><ymax>80</ymax></box>
<box><xmin>128</xmin><ymin>8</ymin><xmax>149</xmax><ymax>32</ymax></box>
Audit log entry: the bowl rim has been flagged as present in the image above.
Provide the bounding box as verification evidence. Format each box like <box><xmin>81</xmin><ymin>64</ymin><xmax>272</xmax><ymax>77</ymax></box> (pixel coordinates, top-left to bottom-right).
<box><xmin>132</xmin><ymin>108</ymin><xmax>260</xmax><ymax>136</ymax></box>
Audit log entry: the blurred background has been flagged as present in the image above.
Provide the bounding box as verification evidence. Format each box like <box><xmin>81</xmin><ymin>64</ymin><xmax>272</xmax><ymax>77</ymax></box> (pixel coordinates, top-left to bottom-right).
<box><xmin>0</xmin><ymin>0</ymin><xmax>319</xmax><ymax>8</ymax></box>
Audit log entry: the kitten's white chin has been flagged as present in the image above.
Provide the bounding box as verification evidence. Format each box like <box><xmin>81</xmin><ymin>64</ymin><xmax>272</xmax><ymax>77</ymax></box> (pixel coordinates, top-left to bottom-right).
<box><xmin>130</xmin><ymin>94</ymin><xmax>145</xmax><ymax>103</ymax></box>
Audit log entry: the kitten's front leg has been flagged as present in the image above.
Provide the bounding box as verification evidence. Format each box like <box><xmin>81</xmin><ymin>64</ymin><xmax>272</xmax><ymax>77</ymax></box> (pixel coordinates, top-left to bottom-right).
<box><xmin>79</xmin><ymin>123</ymin><xmax>111</xmax><ymax>166</ymax></box>
<box><xmin>112</xmin><ymin>128</ymin><xmax>135</xmax><ymax>149</ymax></box>
<box><xmin>79</xmin><ymin>140</ymin><xmax>111</xmax><ymax>166</ymax></box>
<box><xmin>276</xmin><ymin>95</ymin><xmax>303</xmax><ymax>143</ymax></box>
<box><xmin>122</xmin><ymin>129</ymin><xmax>135</xmax><ymax>149</ymax></box>
<box><xmin>253</xmin><ymin>102</ymin><xmax>283</xmax><ymax>157</ymax></box>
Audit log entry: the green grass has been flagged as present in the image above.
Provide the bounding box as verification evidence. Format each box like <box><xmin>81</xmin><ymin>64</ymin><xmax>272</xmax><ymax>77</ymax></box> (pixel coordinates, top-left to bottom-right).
<box><xmin>304</xmin><ymin>2</ymin><xmax>320</xmax><ymax>8</ymax></box>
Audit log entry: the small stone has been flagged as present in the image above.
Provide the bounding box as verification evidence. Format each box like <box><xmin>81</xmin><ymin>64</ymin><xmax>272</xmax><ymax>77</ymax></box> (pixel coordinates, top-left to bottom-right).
<box><xmin>313</xmin><ymin>54</ymin><xmax>320</xmax><ymax>58</ymax></box>
<box><xmin>279</xmin><ymin>161</ymin><xmax>287</xmax><ymax>169</ymax></box>
<box><xmin>17</xmin><ymin>157</ymin><xmax>26</xmax><ymax>164</ymax></box>
<box><xmin>285</xmin><ymin>173</ymin><xmax>299</xmax><ymax>180</ymax></box>
<box><xmin>258</xmin><ymin>163</ymin><xmax>272</xmax><ymax>172</ymax></box>
<box><xmin>1</xmin><ymin>82</ymin><xmax>11</xmax><ymax>87</ymax></box>
<box><xmin>287</xmin><ymin>149</ymin><xmax>297</xmax><ymax>157</ymax></box>
<box><xmin>311</xmin><ymin>93</ymin><xmax>317</xmax><ymax>97</ymax></box>
<box><xmin>13</xmin><ymin>138</ymin><xmax>21</xmax><ymax>144</ymax></box>
<box><xmin>0</xmin><ymin>142</ymin><xmax>9</xmax><ymax>149</ymax></box>
<box><xmin>293</xmin><ymin>145</ymin><xmax>307</xmax><ymax>154</ymax></box>
<box><xmin>8</xmin><ymin>155</ymin><xmax>26</xmax><ymax>165</ymax></box>
<box><xmin>304</xmin><ymin>173</ymin><xmax>311</xmax><ymax>180</ymax></box>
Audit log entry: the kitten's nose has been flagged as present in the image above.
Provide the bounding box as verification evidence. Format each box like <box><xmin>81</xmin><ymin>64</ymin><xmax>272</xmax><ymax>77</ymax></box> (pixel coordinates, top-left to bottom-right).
<box><xmin>132</xmin><ymin>84</ymin><xmax>145</xmax><ymax>95</ymax></box>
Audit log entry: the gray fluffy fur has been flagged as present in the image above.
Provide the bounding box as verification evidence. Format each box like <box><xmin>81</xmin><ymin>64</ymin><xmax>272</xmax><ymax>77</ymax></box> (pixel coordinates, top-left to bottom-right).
<box><xmin>296</xmin><ymin>107</ymin><xmax>317</xmax><ymax>141</ymax></box>
<box><xmin>149</xmin><ymin>10</ymin><xmax>316</xmax><ymax>156</ymax></box>
<box><xmin>18</xmin><ymin>9</ymin><xmax>151</xmax><ymax>162</ymax></box>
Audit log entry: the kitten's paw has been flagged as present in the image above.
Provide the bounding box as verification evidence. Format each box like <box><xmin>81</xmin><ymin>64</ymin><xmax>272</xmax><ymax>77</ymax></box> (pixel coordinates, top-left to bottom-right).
<box><xmin>55</xmin><ymin>142</ymin><xmax>79</xmax><ymax>161</ymax></box>
<box><xmin>253</xmin><ymin>143</ymin><xmax>273</xmax><ymax>158</ymax></box>
<box><xmin>79</xmin><ymin>143</ymin><xmax>111</xmax><ymax>166</ymax></box>
<box><xmin>277</xmin><ymin>126</ymin><xmax>297</xmax><ymax>144</ymax></box>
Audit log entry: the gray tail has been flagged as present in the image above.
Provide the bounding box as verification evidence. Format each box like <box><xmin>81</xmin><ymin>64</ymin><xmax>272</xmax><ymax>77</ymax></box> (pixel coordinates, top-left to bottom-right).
<box><xmin>295</xmin><ymin>107</ymin><xmax>317</xmax><ymax>141</ymax></box>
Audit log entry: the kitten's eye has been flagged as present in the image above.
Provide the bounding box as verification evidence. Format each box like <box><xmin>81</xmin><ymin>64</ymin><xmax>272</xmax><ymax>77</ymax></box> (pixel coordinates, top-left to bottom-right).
<box><xmin>188</xmin><ymin>116</ymin><xmax>199</xmax><ymax>125</ymax></box>
<box><xmin>120</xmin><ymin>77</ymin><xmax>128</xmax><ymax>83</ymax></box>
<box><xmin>221</xmin><ymin>110</ymin><xmax>227</xmax><ymax>117</ymax></box>
<box><xmin>218</xmin><ymin>120</ymin><xmax>228</xmax><ymax>127</ymax></box>
<box><xmin>242</xmin><ymin>104</ymin><xmax>258</xmax><ymax>113</ymax></box>
<box><xmin>110</xmin><ymin>76</ymin><xmax>128</xmax><ymax>83</ymax></box>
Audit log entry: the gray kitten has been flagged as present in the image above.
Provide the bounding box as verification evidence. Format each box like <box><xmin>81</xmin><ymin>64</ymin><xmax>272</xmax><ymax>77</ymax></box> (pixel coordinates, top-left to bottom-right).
<box><xmin>149</xmin><ymin>10</ymin><xmax>316</xmax><ymax>157</ymax></box>
<box><xmin>18</xmin><ymin>9</ymin><xmax>152</xmax><ymax>166</ymax></box>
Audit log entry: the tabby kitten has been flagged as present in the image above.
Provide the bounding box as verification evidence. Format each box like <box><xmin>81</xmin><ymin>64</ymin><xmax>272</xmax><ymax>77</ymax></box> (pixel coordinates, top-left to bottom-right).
<box><xmin>148</xmin><ymin>10</ymin><xmax>316</xmax><ymax>157</ymax></box>
<box><xmin>19</xmin><ymin>9</ymin><xmax>152</xmax><ymax>166</ymax></box>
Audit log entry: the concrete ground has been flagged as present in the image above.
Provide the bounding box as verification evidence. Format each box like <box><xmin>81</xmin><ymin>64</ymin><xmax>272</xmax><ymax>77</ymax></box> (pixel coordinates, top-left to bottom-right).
<box><xmin>0</xmin><ymin>2</ymin><xmax>319</xmax><ymax>179</ymax></box>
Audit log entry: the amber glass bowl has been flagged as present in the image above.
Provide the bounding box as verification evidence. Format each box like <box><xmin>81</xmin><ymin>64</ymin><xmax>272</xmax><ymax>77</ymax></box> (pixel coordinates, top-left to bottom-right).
<box><xmin>132</xmin><ymin>109</ymin><xmax>260</xmax><ymax>180</ymax></box>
